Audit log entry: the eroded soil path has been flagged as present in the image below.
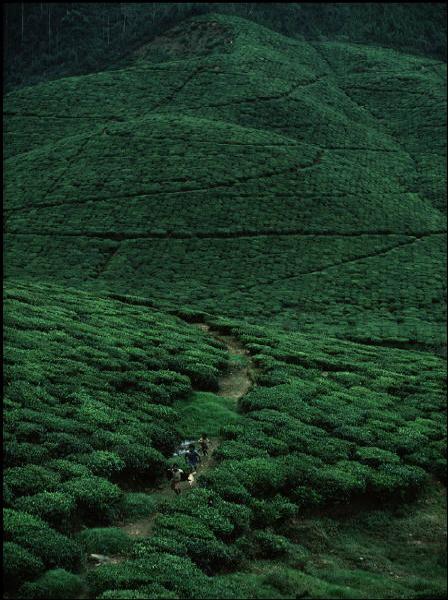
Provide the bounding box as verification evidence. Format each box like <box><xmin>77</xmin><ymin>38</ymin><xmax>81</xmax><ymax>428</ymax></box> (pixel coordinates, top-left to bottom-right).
<box><xmin>195</xmin><ymin>322</ymin><xmax>252</xmax><ymax>400</ymax></box>
<box><xmin>100</xmin><ymin>323</ymin><xmax>253</xmax><ymax>550</ymax></box>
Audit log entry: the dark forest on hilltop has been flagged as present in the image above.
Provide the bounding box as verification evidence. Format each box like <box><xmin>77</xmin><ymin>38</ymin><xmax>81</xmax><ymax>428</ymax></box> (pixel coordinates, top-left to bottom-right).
<box><xmin>4</xmin><ymin>3</ymin><xmax>447</xmax><ymax>92</ymax></box>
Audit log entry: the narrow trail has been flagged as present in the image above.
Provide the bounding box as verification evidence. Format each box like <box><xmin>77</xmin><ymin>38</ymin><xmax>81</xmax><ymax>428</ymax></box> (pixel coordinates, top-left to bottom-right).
<box><xmin>84</xmin><ymin>323</ymin><xmax>253</xmax><ymax>574</ymax></box>
<box><xmin>194</xmin><ymin>322</ymin><xmax>252</xmax><ymax>401</ymax></box>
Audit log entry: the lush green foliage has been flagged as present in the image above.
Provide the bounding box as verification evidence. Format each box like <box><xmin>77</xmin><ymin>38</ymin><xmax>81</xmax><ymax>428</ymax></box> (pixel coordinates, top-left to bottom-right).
<box><xmin>18</xmin><ymin>568</ymin><xmax>84</xmax><ymax>599</ymax></box>
<box><xmin>13</xmin><ymin>491</ymin><xmax>76</xmax><ymax>531</ymax></box>
<box><xmin>3</xmin><ymin>542</ymin><xmax>45</xmax><ymax>590</ymax></box>
<box><xmin>173</xmin><ymin>391</ymin><xmax>241</xmax><ymax>438</ymax></box>
<box><xmin>3</xmin><ymin>9</ymin><xmax>446</xmax><ymax>600</ymax></box>
<box><xmin>3</xmin><ymin>283</ymin><xmax>446</xmax><ymax>597</ymax></box>
<box><xmin>3</xmin><ymin>281</ymin><xmax>228</xmax><ymax>590</ymax></box>
<box><xmin>4</xmin><ymin>509</ymin><xmax>83</xmax><ymax>572</ymax></box>
<box><xmin>4</xmin><ymin>14</ymin><xmax>446</xmax><ymax>349</ymax></box>
<box><xmin>76</xmin><ymin>528</ymin><xmax>133</xmax><ymax>556</ymax></box>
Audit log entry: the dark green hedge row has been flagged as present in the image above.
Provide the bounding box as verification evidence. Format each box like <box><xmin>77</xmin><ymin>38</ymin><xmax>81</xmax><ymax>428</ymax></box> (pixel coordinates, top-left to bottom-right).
<box><xmin>3</xmin><ymin>282</ymin><xmax>229</xmax><ymax>594</ymax></box>
<box><xmin>5</xmin><ymin>14</ymin><xmax>445</xmax><ymax>349</ymax></box>
<box><xmin>3</xmin><ymin>282</ymin><xmax>446</xmax><ymax>598</ymax></box>
<box><xmin>82</xmin><ymin>319</ymin><xmax>445</xmax><ymax>598</ymax></box>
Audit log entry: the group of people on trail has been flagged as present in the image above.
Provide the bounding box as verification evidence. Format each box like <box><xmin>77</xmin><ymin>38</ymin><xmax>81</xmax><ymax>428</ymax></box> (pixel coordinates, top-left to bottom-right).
<box><xmin>169</xmin><ymin>433</ymin><xmax>210</xmax><ymax>495</ymax></box>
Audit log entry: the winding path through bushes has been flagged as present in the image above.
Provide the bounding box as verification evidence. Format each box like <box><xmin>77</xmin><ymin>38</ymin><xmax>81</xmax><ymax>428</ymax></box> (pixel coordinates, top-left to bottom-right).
<box><xmin>84</xmin><ymin>322</ymin><xmax>253</xmax><ymax>574</ymax></box>
<box><xmin>195</xmin><ymin>323</ymin><xmax>253</xmax><ymax>401</ymax></box>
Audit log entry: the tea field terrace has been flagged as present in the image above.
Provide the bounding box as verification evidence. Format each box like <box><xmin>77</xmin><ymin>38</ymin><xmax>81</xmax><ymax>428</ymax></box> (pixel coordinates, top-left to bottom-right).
<box><xmin>4</xmin><ymin>14</ymin><xmax>447</xmax><ymax>350</ymax></box>
<box><xmin>3</xmin><ymin>281</ymin><xmax>447</xmax><ymax>598</ymax></box>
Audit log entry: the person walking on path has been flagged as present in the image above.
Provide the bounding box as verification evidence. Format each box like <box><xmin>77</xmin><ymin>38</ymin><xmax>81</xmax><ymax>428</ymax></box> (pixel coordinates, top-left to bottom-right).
<box><xmin>185</xmin><ymin>444</ymin><xmax>201</xmax><ymax>473</ymax></box>
<box><xmin>198</xmin><ymin>433</ymin><xmax>210</xmax><ymax>457</ymax></box>
<box><xmin>169</xmin><ymin>464</ymin><xmax>184</xmax><ymax>495</ymax></box>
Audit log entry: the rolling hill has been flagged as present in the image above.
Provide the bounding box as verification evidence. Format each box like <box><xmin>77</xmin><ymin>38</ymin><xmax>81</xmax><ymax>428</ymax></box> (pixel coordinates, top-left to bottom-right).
<box><xmin>3</xmin><ymin>11</ymin><xmax>447</xmax><ymax>600</ymax></box>
<box><xmin>4</xmin><ymin>13</ymin><xmax>446</xmax><ymax>350</ymax></box>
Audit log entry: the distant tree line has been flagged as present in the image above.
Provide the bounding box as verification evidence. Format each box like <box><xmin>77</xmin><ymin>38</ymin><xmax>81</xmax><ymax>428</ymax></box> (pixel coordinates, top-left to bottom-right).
<box><xmin>3</xmin><ymin>2</ymin><xmax>446</xmax><ymax>92</ymax></box>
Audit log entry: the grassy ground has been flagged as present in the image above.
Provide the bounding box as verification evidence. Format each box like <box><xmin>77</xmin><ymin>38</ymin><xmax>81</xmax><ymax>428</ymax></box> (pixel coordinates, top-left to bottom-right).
<box><xmin>174</xmin><ymin>392</ymin><xmax>241</xmax><ymax>439</ymax></box>
<box><xmin>245</xmin><ymin>479</ymin><xmax>446</xmax><ymax>599</ymax></box>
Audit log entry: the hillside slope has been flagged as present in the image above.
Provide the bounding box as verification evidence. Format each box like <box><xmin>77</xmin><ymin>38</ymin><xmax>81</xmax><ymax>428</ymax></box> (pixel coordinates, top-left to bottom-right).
<box><xmin>4</xmin><ymin>280</ymin><xmax>446</xmax><ymax>599</ymax></box>
<box><xmin>4</xmin><ymin>13</ymin><xmax>447</xmax><ymax>348</ymax></box>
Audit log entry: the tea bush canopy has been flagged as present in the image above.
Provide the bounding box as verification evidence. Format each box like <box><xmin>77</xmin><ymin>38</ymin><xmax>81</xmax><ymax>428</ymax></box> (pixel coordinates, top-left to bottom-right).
<box><xmin>4</xmin><ymin>12</ymin><xmax>446</xmax><ymax>350</ymax></box>
<box><xmin>3</xmin><ymin>279</ymin><xmax>446</xmax><ymax>597</ymax></box>
<box><xmin>3</xmin><ymin>5</ymin><xmax>447</xmax><ymax>600</ymax></box>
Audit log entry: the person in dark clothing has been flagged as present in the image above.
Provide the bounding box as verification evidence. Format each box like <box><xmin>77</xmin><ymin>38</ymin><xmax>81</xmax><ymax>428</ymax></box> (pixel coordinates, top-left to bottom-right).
<box><xmin>198</xmin><ymin>433</ymin><xmax>210</xmax><ymax>456</ymax></box>
<box><xmin>185</xmin><ymin>444</ymin><xmax>201</xmax><ymax>472</ymax></box>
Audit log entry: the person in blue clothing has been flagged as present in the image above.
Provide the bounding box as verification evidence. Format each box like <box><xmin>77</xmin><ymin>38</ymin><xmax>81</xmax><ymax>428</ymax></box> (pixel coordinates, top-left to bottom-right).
<box><xmin>185</xmin><ymin>443</ymin><xmax>201</xmax><ymax>473</ymax></box>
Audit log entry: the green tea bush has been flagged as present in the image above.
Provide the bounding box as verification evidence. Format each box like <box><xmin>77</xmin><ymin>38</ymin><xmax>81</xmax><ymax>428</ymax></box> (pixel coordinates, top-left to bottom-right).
<box><xmin>239</xmin><ymin>428</ymin><xmax>289</xmax><ymax>456</ymax></box>
<box><xmin>76</xmin><ymin>527</ymin><xmax>133</xmax><ymax>556</ymax></box>
<box><xmin>87</xmin><ymin>555</ymin><xmax>205</xmax><ymax>597</ymax></box>
<box><xmin>152</xmin><ymin>511</ymin><xmax>240</xmax><ymax>570</ymax></box>
<box><xmin>254</xmin><ymin>369</ymin><xmax>291</xmax><ymax>387</ymax></box>
<box><xmin>143</xmin><ymin>422</ymin><xmax>179</xmax><ymax>455</ymax></box>
<box><xmin>154</xmin><ymin>513</ymin><xmax>216</xmax><ymax>541</ymax></box>
<box><xmin>4</xmin><ymin>509</ymin><xmax>83</xmax><ymax>570</ymax></box>
<box><xmin>120</xmin><ymin>492</ymin><xmax>157</xmax><ymax>521</ymax></box>
<box><xmin>44</xmin><ymin>459</ymin><xmax>93</xmax><ymax>481</ymax></box>
<box><xmin>283</xmin><ymin>452</ymin><xmax>325</xmax><ymax>483</ymax></box>
<box><xmin>158</xmin><ymin>489</ymin><xmax>235</xmax><ymax>538</ymax></box>
<box><xmin>14</xmin><ymin>421</ymin><xmax>46</xmax><ymax>443</ymax></box>
<box><xmin>368</xmin><ymin>463</ymin><xmax>428</xmax><ymax>495</ymax></box>
<box><xmin>14</xmin><ymin>491</ymin><xmax>76</xmax><ymax>531</ymax></box>
<box><xmin>305</xmin><ymin>437</ymin><xmax>355</xmax><ymax>464</ymax></box>
<box><xmin>186</xmin><ymin>536</ymin><xmax>239</xmax><ymax>571</ymax></box>
<box><xmin>254</xmin><ymin>531</ymin><xmax>293</xmax><ymax>557</ymax></box>
<box><xmin>250</xmin><ymin>495</ymin><xmax>298</xmax><ymax>527</ymax></box>
<box><xmin>407</xmin><ymin>443</ymin><xmax>447</xmax><ymax>482</ymax></box>
<box><xmin>181</xmin><ymin>363</ymin><xmax>220</xmax><ymax>391</ymax></box>
<box><xmin>312</xmin><ymin>463</ymin><xmax>369</xmax><ymax>503</ymax></box>
<box><xmin>61</xmin><ymin>476</ymin><xmax>123</xmax><ymax>524</ymax></box>
<box><xmin>43</xmin><ymin>432</ymin><xmax>95</xmax><ymax>456</ymax></box>
<box><xmin>4</xmin><ymin>482</ymin><xmax>13</xmax><ymax>506</ymax></box>
<box><xmin>356</xmin><ymin>446</ymin><xmax>401</xmax><ymax>467</ymax></box>
<box><xmin>199</xmin><ymin>469</ymin><xmax>251</xmax><ymax>504</ymax></box>
<box><xmin>4</xmin><ymin>465</ymin><xmax>61</xmax><ymax>499</ymax></box>
<box><xmin>333</xmin><ymin>424</ymin><xmax>377</xmax><ymax>446</ymax></box>
<box><xmin>261</xmin><ymin>569</ymin><xmax>358</xmax><ymax>599</ymax></box>
<box><xmin>213</xmin><ymin>440</ymin><xmax>267</xmax><ymax>461</ymax></box>
<box><xmin>4</xmin><ymin>441</ymin><xmax>51</xmax><ymax>468</ymax></box>
<box><xmin>113</xmin><ymin>443</ymin><xmax>167</xmax><ymax>478</ymax></box>
<box><xmin>140</xmin><ymin>370</ymin><xmax>192</xmax><ymax>400</ymax></box>
<box><xmin>219</xmin><ymin>423</ymin><xmax>246</xmax><ymax>440</ymax></box>
<box><xmin>3</xmin><ymin>542</ymin><xmax>44</xmax><ymax>590</ymax></box>
<box><xmin>99</xmin><ymin>584</ymin><xmax>179</xmax><ymax>599</ymax></box>
<box><xmin>98</xmin><ymin>590</ymin><xmax>165</xmax><ymax>600</ymax></box>
<box><xmin>253</xmin><ymin>530</ymin><xmax>309</xmax><ymax>563</ymax></box>
<box><xmin>132</xmin><ymin>535</ymin><xmax>188</xmax><ymax>559</ymax></box>
<box><xmin>75</xmin><ymin>451</ymin><xmax>126</xmax><ymax>478</ymax></box>
<box><xmin>290</xmin><ymin>485</ymin><xmax>324</xmax><ymax>508</ymax></box>
<box><xmin>18</xmin><ymin>568</ymin><xmax>84</xmax><ymax>599</ymax></box>
<box><xmin>223</xmin><ymin>457</ymin><xmax>289</xmax><ymax>496</ymax></box>
<box><xmin>199</xmin><ymin>572</ymin><xmax>285</xmax><ymax>599</ymax></box>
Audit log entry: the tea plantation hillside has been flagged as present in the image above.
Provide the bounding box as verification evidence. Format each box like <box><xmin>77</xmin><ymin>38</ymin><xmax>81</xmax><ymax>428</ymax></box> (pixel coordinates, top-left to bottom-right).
<box><xmin>3</xmin><ymin>10</ymin><xmax>447</xmax><ymax>600</ymax></box>
<box><xmin>4</xmin><ymin>14</ymin><xmax>447</xmax><ymax>350</ymax></box>
<box><xmin>4</xmin><ymin>281</ymin><xmax>446</xmax><ymax>599</ymax></box>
